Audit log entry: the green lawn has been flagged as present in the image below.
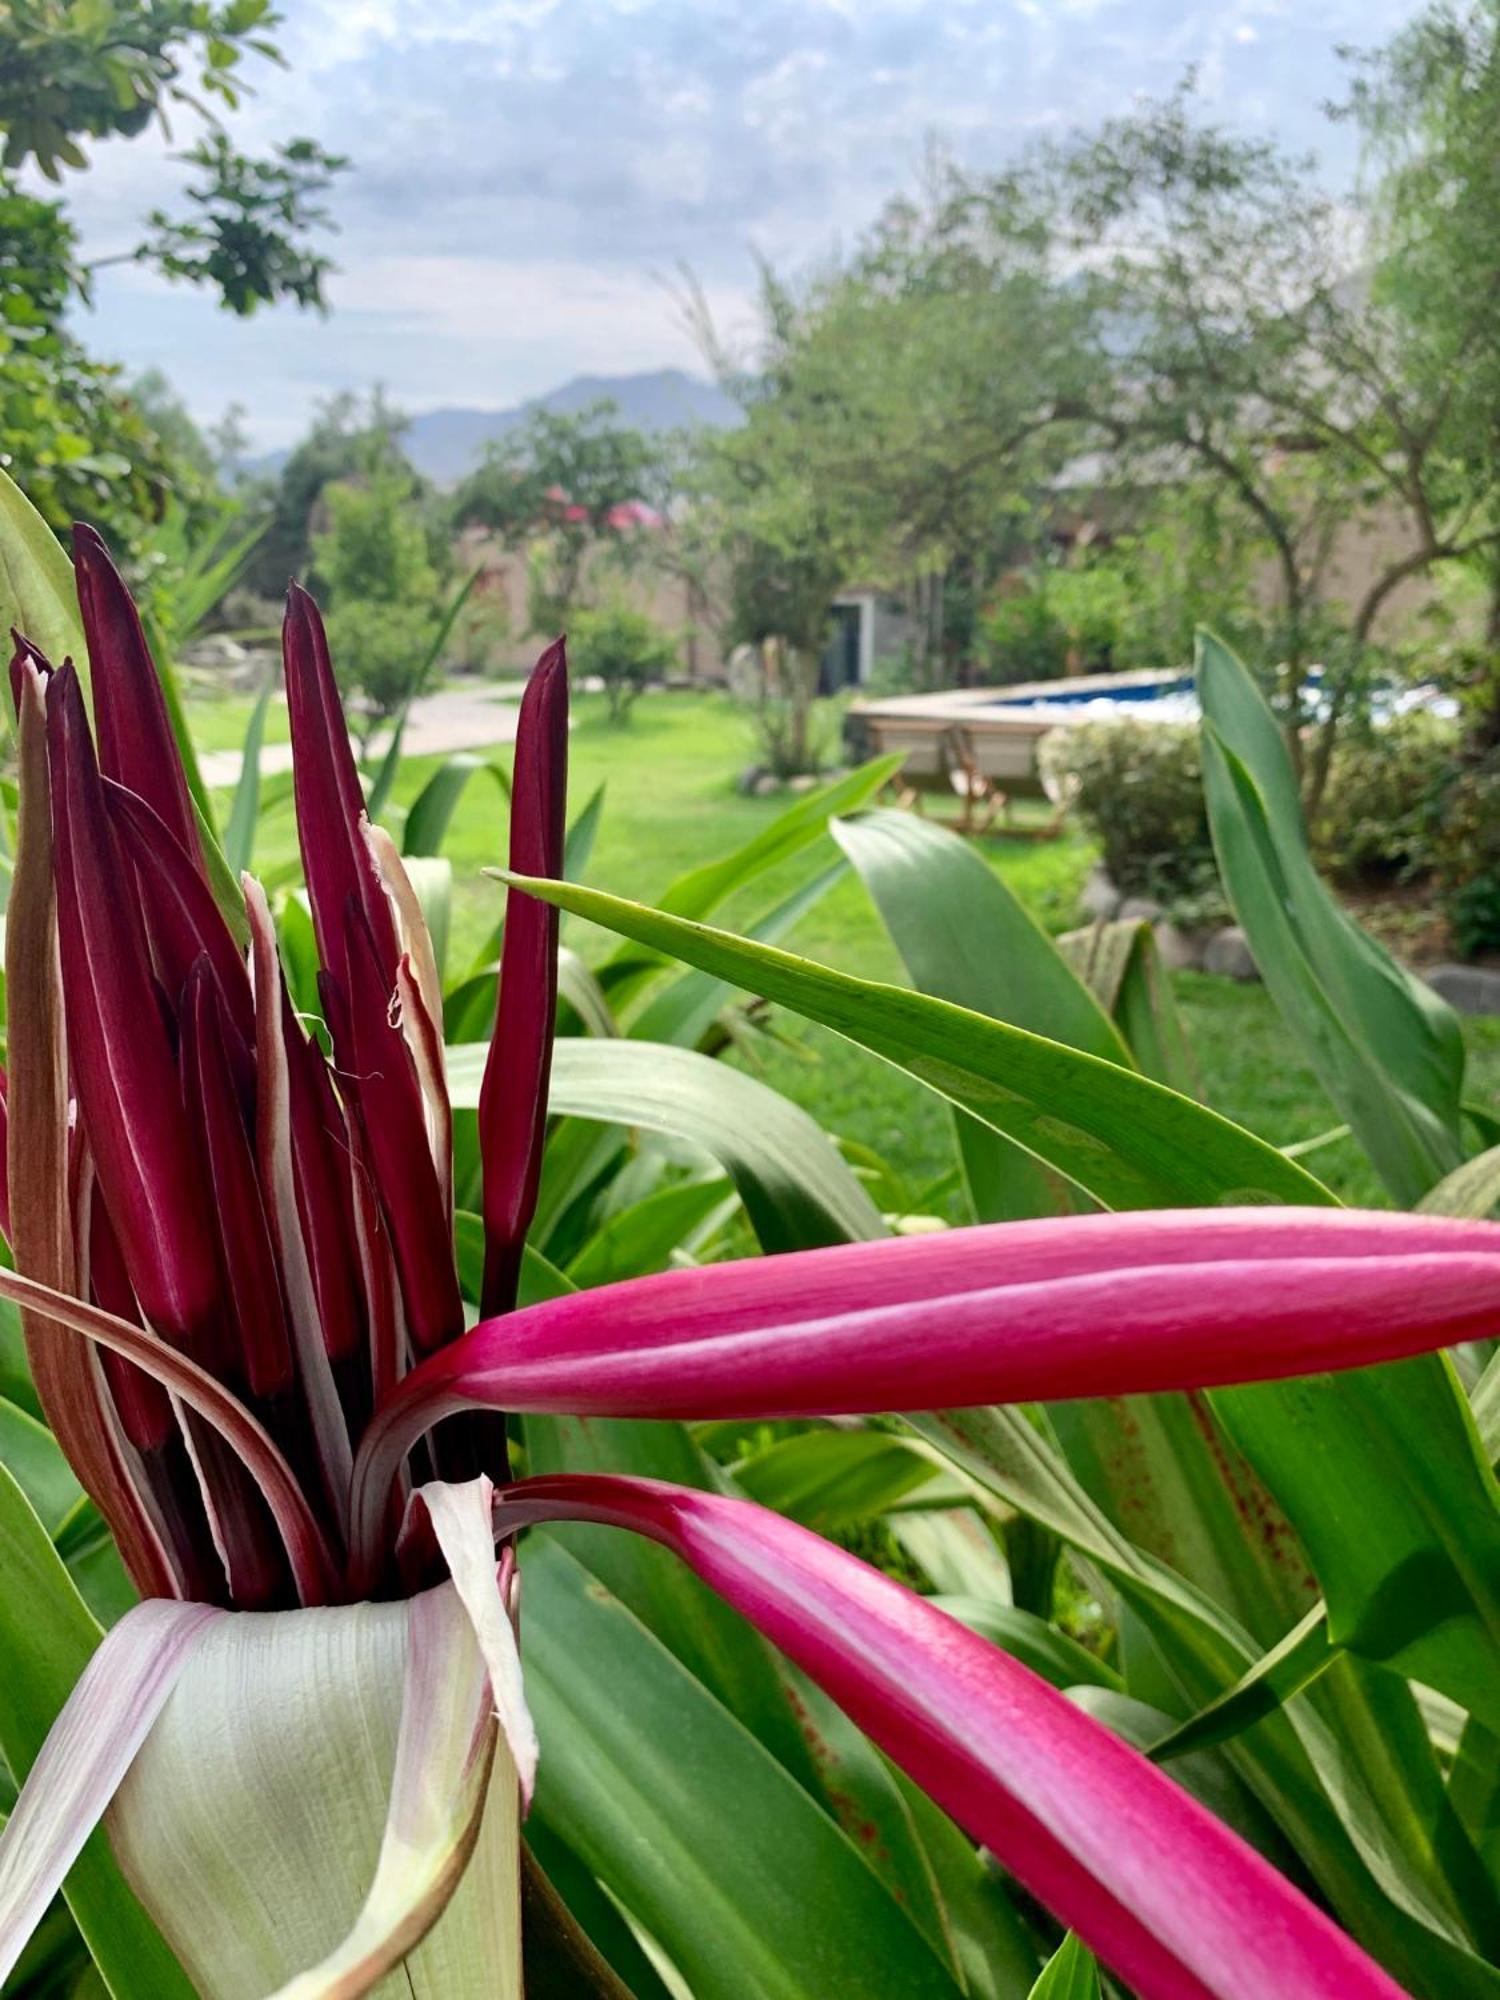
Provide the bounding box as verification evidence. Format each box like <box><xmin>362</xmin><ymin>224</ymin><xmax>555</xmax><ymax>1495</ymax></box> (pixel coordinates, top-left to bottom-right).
<box><xmin>191</xmin><ymin>681</ymin><xmax>1500</xmax><ymax>1213</ymax></box>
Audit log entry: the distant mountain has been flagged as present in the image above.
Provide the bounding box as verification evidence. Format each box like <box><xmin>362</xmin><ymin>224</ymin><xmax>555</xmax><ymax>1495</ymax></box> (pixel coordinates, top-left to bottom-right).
<box><xmin>245</xmin><ymin>369</ymin><xmax>739</xmax><ymax>486</ymax></box>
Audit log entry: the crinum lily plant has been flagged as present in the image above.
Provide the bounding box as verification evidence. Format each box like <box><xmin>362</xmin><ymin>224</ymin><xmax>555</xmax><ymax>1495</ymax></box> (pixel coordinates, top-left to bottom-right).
<box><xmin>0</xmin><ymin>530</ymin><xmax>1495</xmax><ymax>2000</ymax></box>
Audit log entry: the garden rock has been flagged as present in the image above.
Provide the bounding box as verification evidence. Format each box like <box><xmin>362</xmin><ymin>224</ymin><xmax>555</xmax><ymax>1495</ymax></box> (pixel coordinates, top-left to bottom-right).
<box><xmin>736</xmin><ymin>765</ymin><xmax>766</xmax><ymax>796</ymax></box>
<box><xmin>1203</xmin><ymin>927</ymin><xmax>1259</xmax><ymax>981</ymax></box>
<box><xmin>1425</xmin><ymin>964</ymin><xmax>1500</xmax><ymax>1016</ymax></box>
<box><xmin>1152</xmin><ymin>921</ymin><xmax>1206</xmax><ymax>972</ymax></box>
<box><xmin>753</xmin><ymin>774</ymin><xmax>782</xmax><ymax>797</ymax></box>
<box><xmin>787</xmin><ymin>773</ymin><xmax>820</xmax><ymax>793</ymax></box>
<box><xmin>1118</xmin><ymin>896</ymin><xmax>1164</xmax><ymax>924</ymax></box>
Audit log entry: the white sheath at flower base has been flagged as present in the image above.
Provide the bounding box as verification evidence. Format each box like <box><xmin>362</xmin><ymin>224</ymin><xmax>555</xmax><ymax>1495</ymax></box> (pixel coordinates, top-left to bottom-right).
<box><xmin>106</xmin><ymin>1584</ymin><xmax>522</xmax><ymax>2000</ymax></box>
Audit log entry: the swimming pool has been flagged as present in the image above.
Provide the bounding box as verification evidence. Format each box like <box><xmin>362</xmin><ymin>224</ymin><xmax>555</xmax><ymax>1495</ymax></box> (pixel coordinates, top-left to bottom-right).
<box><xmin>847</xmin><ymin>667</ymin><xmax>1454</xmax><ymax>802</ymax></box>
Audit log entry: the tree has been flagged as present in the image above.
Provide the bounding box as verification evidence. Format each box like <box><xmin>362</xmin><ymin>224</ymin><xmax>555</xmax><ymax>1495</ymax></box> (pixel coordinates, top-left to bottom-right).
<box><xmin>452</xmin><ymin>401</ymin><xmax>659</xmax><ymax>634</ymax></box>
<box><xmin>244</xmin><ymin>389</ymin><xmax>411</xmax><ymax>599</ymax></box>
<box><xmin>960</xmin><ymin>85</ymin><xmax>1500</xmax><ymax>803</ymax></box>
<box><xmin>0</xmin><ymin>183</ymin><xmax>201</xmax><ymax>547</ymax></box>
<box><xmin>0</xmin><ymin>1</ymin><xmax>345</xmax><ymax>552</ymax></box>
<box><xmin>570</xmin><ymin>603</ymin><xmax>676</xmax><ymax>721</ymax></box>
<box><xmin>312</xmin><ymin>432</ymin><xmax>446</xmax><ymax>734</ymax></box>
<box><xmin>1341</xmin><ymin>1</ymin><xmax>1500</xmax><ymax>745</ymax></box>
<box><xmin>692</xmin><ymin>391</ymin><xmax>856</xmax><ymax>777</ymax></box>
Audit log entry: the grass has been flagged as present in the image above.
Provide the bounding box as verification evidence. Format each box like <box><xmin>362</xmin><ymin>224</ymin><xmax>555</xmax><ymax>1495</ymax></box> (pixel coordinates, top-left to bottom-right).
<box><xmin>188</xmin><ymin>680</ymin><xmax>1500</xmax><ymax>1214</ymax></box>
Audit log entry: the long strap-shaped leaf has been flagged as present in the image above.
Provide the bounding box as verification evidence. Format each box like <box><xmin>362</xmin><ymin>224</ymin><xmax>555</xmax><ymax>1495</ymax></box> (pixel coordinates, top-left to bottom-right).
<box><xmin>492</xmin><ymin>869</ymin><xmax>1330</xmax><ymax>1210</ymax></box>
<box><xmin>0</xmin><ymin>1598</ymin><xmax>221</xmax><ymax>1986</ymax></box>
<box><xmin>1197</xmin><ymin>631</ymin><xmax>1464</xmax><ymax>1204</ymax></box>
<box><xmin>350</xmin><ymin>1206</ymin><xmax>1500</xmax><ymax>1559</ymax></box>
<box><xmin>492</xmin><ymin>1475</ymin><xmax>1408</xmax><ymax>2000</ymax></box>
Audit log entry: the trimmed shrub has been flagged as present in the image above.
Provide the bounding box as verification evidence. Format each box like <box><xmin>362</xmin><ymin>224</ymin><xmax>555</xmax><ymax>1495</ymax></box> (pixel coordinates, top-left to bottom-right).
<box><xmin>1040</xmin><ymin>719</ymin><xmax>1220</xmax><ymax>911</ymax></box>
<box><xmin>1431</xmin><ymin>752</ymin><xmax>1500</xmax><ymax>958</ymax></box>
<box><xmin>1314</xmin><ymin>710</ymin><xmax>1454</xmax><ymax>886</ymax></box>
<box><xmin>570</xmin><ymin>604</ymin><xmax>677</xmax><ymax>721</ymax></box>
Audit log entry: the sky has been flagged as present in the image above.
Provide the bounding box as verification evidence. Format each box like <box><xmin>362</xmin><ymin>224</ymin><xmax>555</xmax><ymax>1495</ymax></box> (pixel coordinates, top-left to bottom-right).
<box><xmin>47</xmin><ymin>0</ymin><xmax>1427</xmax><ymax>450</ymax></box>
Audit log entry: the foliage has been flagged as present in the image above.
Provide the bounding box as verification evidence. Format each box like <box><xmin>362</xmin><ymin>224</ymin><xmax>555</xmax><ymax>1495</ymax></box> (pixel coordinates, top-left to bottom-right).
<box><xmin>452</xmin><ymin>401</ymin><xmax>660</xmax><ymax>634</ymax></box>
<box><xmin>1314</xmin><ymin>709</ymin><xmax>1455</xmax><ymax>885</ymax></box>
<box><xmin>1039</xmin><ymin>719</ymin><xmax>1218</xmax><ymax>907</ymax></box>
<box><xmin>1430</xmin><ymin>751</ymin><xmax>1500</xmax><ymax>956</ymax></box>
<box><xmin>0</xmin><ymin>0</ymin><xmax>343</xmax><ymax>569</ymax></box>
<box><xmin>0</xmin><ymin>187</ymin><xmax>207</xmax><ymax>547</ymax></box>
<box><xmin>312</xmin><ymin>440</ymin><xmax>445</xmax><ymax>728</ymax></box>
<box><xmin>979</xmin><ymin>585</ymin><xmax>1070</xmax><ymax>683</ymax></box>
<box><xmin>129</xmin><ymin>130</ymin><xmax>348</xmax><ymax>316</ymax></box>
<box><xmin>569</xmin><ymin>603</ymin><xmax>676</xmax><ymax>722</ymax></box>
<box><xmin>0</xmin><ymin>0</ymin><xmax>284</xmax><ymax>178</ymax></box>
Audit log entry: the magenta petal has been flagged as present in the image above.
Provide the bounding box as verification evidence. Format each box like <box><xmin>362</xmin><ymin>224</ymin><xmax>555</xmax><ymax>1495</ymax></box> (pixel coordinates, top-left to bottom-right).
<box><xmin>351</xmin><ymin>1207</ymin><xmax>1500</xmax><ymax>1553</ymax></box>
<box><xmin>283</xmin><ymin>583</ymin><xmax>397</xmax><ymax>983</ymax></box>
<box><xmin>285</xmin><ymin>1013</ymin><xmax>368</xmax><ymax>1371</ymax></box>
<box><xmin>480</xmin><ymin>637</ymin><xmax>568</xmax><ymax>1315</ymax></box>
<box><xmin>338</xmin><ymin>904</ymin><xmax>464</xmax><ymax>1355</ymax></box>
<box><xmin>0</xmin><ymin>1265</ymin><xmax>336</xmax><ymax>1604</ymax></box>
<box><xmin>179</xmin><ymin>961</ymin><xmax>296</xmax><ymax>1402</ymax></box>
<box><xmin>84</xmin><ymin>1172</ymin><xmax>175</xmax><ymax>1455</ymax></box>
<box><xmin>104</xmin><ymin>780</ymin><xmax>254</xmax><ymax>1047</ymax></box>
<box><xmin>493</xmin><ymin>1475</ymin><xmax>1407</xmax><ymax>2000</ymax></box>
<box><xmin>71</xmin><ymin>524</ymin><xmax>201</xmax><ymax>869</ymax></box>
<box><xmin>45</xmin><ymin>664</ymin><xmax>221</xmax><ymax>1344</ymax></box>
<box><xmin>8</xmin><ymin>629</ymin><xmax>54</xmax><ymax>715</ymax></box>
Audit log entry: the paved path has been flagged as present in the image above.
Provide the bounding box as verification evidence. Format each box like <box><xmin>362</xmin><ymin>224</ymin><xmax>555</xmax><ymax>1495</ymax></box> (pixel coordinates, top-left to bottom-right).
<box><xmin>197</xmin><ymin>684</ymin><xmax>523</xmax><ymax>789</ymax></box>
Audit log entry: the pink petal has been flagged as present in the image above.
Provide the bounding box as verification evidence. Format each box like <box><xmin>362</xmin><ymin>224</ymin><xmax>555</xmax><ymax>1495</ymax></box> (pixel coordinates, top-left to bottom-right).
<box><xmin>479</xmin><ymin>637</ymin><xmax>568</xmax><ymax>1315</ymax></box>
<box><xmin>45</xmin><ymin>663</ymin><xmax>222</xmax><ymax>1348</ymax></box>
<box><xmin>103</xmin><ymin>779</ymin><xmax>254</xmax><ymax>1046</ymax></box>
<box><xmin>490</xmin><ymin>1474</ymin><xmax>1407</xmax><ymax>2000</ymax></box>
<box><xmin>339</xmin><ymin>902</ymin><xmax>464</xmax><ymax>1356</ymax></box>
<box><xmin>7</xmin><ymin>653</ymin><xmax>181</xmax><ymax>1600</ymax></box>
<box><xmin>0</xmin><ymin>1265</ymin><xmax>337</xmax><ymax>1606</ymax></box>
<box><xmin>351</xmin><ymin>1207</ymin><xmax>1500</xmax><ymax>1550</ymax></box>
<box><xmin>72</xmin><ymin>524</ymin><xmax>201</xmax><ymax>869</ymax></box>
<box><xmin>282</xmin><ymin>584</ymin><xmax>396</xmax><ymax>985</ymax></box>
<box><xmin>178</xmin><ymin>962</ymin><xmax>295</xmax><ymax>1404</ymax></box>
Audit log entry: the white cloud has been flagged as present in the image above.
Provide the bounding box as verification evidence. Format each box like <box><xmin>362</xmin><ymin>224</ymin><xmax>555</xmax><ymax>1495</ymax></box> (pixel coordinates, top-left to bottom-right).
<box><xmin>46</xmin><ymin>0</ymin><xmax>1434</xmax><ymax>445</ymax></box>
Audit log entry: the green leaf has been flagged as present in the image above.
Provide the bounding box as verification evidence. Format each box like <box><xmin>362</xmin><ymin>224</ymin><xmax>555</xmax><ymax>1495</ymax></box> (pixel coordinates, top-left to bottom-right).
<box><xmin>1148</xmin><ymin>1606</ymin><xmax>1336</xmax><ymax>1764</ymax></box>
<box><xmin>222</xmin><ymin>668</ymin><xmax>274</xmax><ymax>875</ymax></box>
<box><xmin>832</xmin><ymin>808</ymin><xmax>1125</xmax><ymax>1221</ymax></box>
<box><xmin>732</xmin><ymin>1430</ymin><xmax>943</xmax><ymax>1536</ymax></box>
<box><xmin>629</xmin><ymin>859</ymin><xmax>848</xmax><ymax>1049</ymax></box>
<box><xmin>0</xmin><ymin>1396</ymin><xmax>82</xmax><ymax>1535</ymax></box>
<box><xmin>1197</xmin><ymin>630</ymin><xmax>1464</xmax><ymax>1203</ymax></box>
<box><xmin>1213</xmin><ymin>1359</ymin><xmax>1500</xmax><ymax>1741</ymax></box>
<box><xmin>563</xmin><ymin>781</ymin><xmax>606</xmax><ymax>884</ymax></box>
<box><xmin>496</xmin><ymin>872</ymin><xmax>1332</xmax><ymax>1212</ymax></box>
<box><xmin>1056</xmin><ymin>919</ymin><xmax>1199</xmax><ymax>1096</ymax></box>
<box><xmin>563</xmin><ymin>1177</ymin><xmax>732</xmax><ymax>1288</ymax></box>
<box><xmin>555</xmin><ymin>946</ymin><xmax>618</xmax><ymax>1039</ymax></box>
<box><xmin>0</xmin><ymin>467</ymin><xmax>84</xmax><ymax>666</ymax></box>
<box><xmin>1027</xmin><ymin>1934</ymin><xmax>1099</xmax><ymax>2000</ymax></box>
<box><xmin>659</xmin><ymin>757</ymin><xmax>904</xmax><ymax>923</ymax></box>
<box><xmin>520</xmin><ymin>1536</ymin><xmax>967</xmax><ymax>2000</ymax></box>
<box><xmin>401</xmin><ymin>755</ymin><xmax>508</xmax><ymax>858</ymax></box>
<box><xmin>0</xmin><ymin>1463</ymin><xmax>195</xmax><ymax>1999</ymax></box>
<box><xmin>448</xmin><ymin>1037</ymin><xmax>886</xmax><ymax>1253</ymax></box>
<box><xmin>1418</xmin><ymin>1145</ymin><xmax>1500</xmax><ymax>1220</ymax></box>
